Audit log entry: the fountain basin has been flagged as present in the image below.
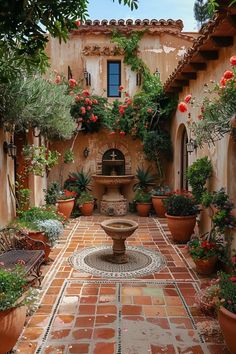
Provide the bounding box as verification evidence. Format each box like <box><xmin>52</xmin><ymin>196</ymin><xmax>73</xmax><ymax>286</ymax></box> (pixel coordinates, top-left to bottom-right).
<box><xmin>100</xmin><ymin>219</ymin><xmax>138</xmax><ymax>263</ymax></box>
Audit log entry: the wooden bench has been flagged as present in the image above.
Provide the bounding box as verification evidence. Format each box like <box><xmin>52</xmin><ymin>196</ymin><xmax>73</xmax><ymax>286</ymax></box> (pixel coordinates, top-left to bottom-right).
<box><xmin>0</xmin><ymin>227</ymin><xmax>46</xmax><ymax>286</ymax></box>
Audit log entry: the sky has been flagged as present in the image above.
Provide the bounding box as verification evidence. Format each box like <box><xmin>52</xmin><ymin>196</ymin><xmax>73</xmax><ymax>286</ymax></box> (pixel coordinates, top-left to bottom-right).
<box><xmin>87</xmin><ymin>0</ymin><xmax>197</xmax><ymax>32</ymax></box>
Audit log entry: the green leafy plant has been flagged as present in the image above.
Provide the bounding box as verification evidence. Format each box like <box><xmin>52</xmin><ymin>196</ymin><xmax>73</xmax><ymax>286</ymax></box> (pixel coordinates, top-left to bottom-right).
<box><xmin>0</xmin><ymin>265</ymin><xmax>31</xmax><ymax>311</ymax></box>
<box><xmin>64</xmin><ymin>170</ymin><xmax>91</xmax><ymax>194</ymax></box>
<box><xmin>218</xmin><ymin>272</ymin><xmax>236</xmax><ymax>314</ymax></box>
<box><xmin>23</xmin><ymin>145</ymin><xmax>60</xmax><ymax>177</ymax></box>
<box><xmin>143</xmin><ymin>130</ymin><xmax>173</xmax><ymax>182</ymax></box>
<box><xmin>17</xmin><ymin>206</ymin><xmax>66</xmax><ymax>224</ymax></box>
<box><xmin>151</xmin><ymin>185</ymin><xmax>172</xmax><ymax>196</ymax></box>
<box><xmin>64</xmin><ymin>149</ymin><xmax>74</xmax><ymax>164</ymax></box>
<box><xmin>44</xmin><ymin>182</ymin><xmax>61</xmax><ymax>205</ymax></box>
<box><xmin>77</xmin><ymin>191</ymin><xmax>94</xmax><ymax>205</ymax></box>
<box><xmin>186</xmin><ymin>157</ymin><xmax>213</xmax><ymax>204</ymax></box>
<box><xmin>164</xmin><ymin>192</ymin><xmax>198</xmax><ymax>216</ymax></box>
<box><xmin>16</xmin><ymin>188</ymin><xmax>31</xmax><ymax>211</ymax></box>
<box><xmin>134</xmin><ymin>189</ymin><xmax>152</xmax><ymax>203</ymax></box>
<box><xmin>133</xmin><ymin>166</ymin><xmax>156</xmax><ymax>192</ymax></box>
<box><xmin>201</xmin><ymin>191</ymin><xmax>213</xmax><ymax>208</ymax></box>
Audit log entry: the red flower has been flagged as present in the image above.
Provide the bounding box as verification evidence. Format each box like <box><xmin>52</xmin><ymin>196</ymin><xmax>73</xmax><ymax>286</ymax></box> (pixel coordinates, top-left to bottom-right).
<box><xmin>125</xmin><ymin>98</ymin><xmax>132</xmax><ymax>105</ymax></box>
<box><xmin>125</xmin><ymin>92</ymin><xmax>129</xmax><ymax>97</ymax></box>
<box><xmin>82</xmin><ymin>89</ymin><xmax>90</xmax><ymax>96</ymax></box>
<box><xmin>220</xmin><ymin>77</ymin><xmax>227</xmax><ymax>87</ymax></box>
<box><xmin>119</xmin><ymin>106</ymin><xmax>125</xmax><ymax>115</ymax></box>
<box><xmin>230</xmin><ymin>55</ymin><xmax>236</xmax><ymax>66</ymax></box>
<box><xmin>230</xmin><ymin>277</ymin><xmax>236</xmax><ymax>282</ymax></box>
<box><xmin>87</xmin><ymin>106</ymin><xmax>91</xmax><ymax>110</ymax></box>
<box><xmin>178</xmin><ymin>102</ymin><xmax>188</xmax><ymax>113</ymax></box>
<box><xmin>224</xmin><ymin>70</ymin><xmax>234</xmax><ymax>80</ymax></box>
<box><xmin>147</xmin><ymin>108</ymin><xmax>153</xmax><ymax>113</ymax></box>
<box><xmin>110</xmin><ymin>131</ymin><xmax>115</xmax><ymax>135</ymax></box>
<box><xmin>68</xmin><ymin>78</ymin><xmax>77</xmax><ymax>88</ymax></box>
<box><xmin>75</xmin><ymin>20</ymin><xmax>81</xmax><ymax>27</ymax></box>
<box><xmin>184</xmin><ymin>94</ymin><xmax>192</xmax><ymax>103</ymax></box>
<box><xmin>80</xmin><ymin>107</ymin><xmax>86</xmax><ymax>115</ymax></box>
<box><xmin>120</xmin><ymin>131</ymin><xmax>126</xmax><ymax>136</ymax></box>
<box><xmin>119</xmin><ymin>85</ymin><xmax>124</xmax><ymax>91</ymax></box>
<box><xmin>93</xmin><ymin>99</ymin><xmax>98</xmax><ymax>104</ymax></box>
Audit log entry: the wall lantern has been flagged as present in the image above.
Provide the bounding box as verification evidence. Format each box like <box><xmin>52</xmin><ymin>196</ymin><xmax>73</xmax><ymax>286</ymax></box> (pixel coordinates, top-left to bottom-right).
<box><xmin>84</xmin><ymin>70</ymin><xmax>91</xmax><ymax>86</ymax></box>
<box><xmin>186</xmin><ymin>139</ymin><xmax>197</xmax><ymax>154</ymax></box>
<box><xmin>3</xmin><ymin>138</ymin><xmax>17</xmax><ymax>159</ymax></box>
<box><xmin>83</xmin><ymin>147</ymin><xmax>90</xmax><ymax>158</ymax></box>
<box><xmin>154</xmin><ymin>68</ymin><xmax>160</xmax><ymax>77</ymax></box>
<box><xmin>136</xmin><ymin>72</ymin><xmax>142</xmax><ymax>86</ymax></box>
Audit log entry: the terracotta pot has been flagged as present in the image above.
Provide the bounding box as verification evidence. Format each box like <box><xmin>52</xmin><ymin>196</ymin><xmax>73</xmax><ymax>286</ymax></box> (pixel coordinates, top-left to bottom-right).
<box><xmin>230</xmin><ymin>114</ymin><xmax>236</xmax><ymax>129</ymax></box>
<box><xmin>194</xmin><ymin>256</ymin><xmax>217</xmax><ymax>275</ymax></box>
<box><xmin>0</xmin><ymin>306</ymin><xmax>27</xmax><ymax>354</ymax></box>
<box><xmin>57</xmin><ymin>198</ymin><xmax>75</xmax><ymax>219</ymax></box>
<box><xmin>152</xmin><ymin>196</ymin><xmax>168</xmax><ymax>218</ymax></box>
<box><xmin>136</xmin><ymin>203</ymin><xmax>152</xmax><ymax>217</ymax></box>
<box><xmin>79</xmin><ymin>201</ymin><xmax>94</xmax><ymax>216</ymax></box>
<box><xmin>165</xmin><ymin>214</ymin><xmax>196</xmax><ymax>243</ymax></box>
<box><xmin>28</xmin><ymin>231</ymin><xmax>51</xmax><ymax>261</ymax></box>
<box><xmin>218</xmin><ymin>306</ymin><xmax>236</xmax><ymax>354</ymax></box>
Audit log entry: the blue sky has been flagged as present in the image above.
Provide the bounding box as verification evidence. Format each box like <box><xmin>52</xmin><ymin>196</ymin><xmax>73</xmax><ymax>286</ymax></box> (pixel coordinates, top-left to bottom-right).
<box><xmin>88</xmin><ymin>0</ymin><xmax>197</xmax><ymax>32</ymax></box>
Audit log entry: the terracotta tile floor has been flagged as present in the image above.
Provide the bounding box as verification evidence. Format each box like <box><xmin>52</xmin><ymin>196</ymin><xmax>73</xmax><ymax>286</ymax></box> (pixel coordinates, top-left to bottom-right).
<box><xmin>15</xmin><ymin>216</ymin><xmax>229</xmax><ymax>354</ymax></box>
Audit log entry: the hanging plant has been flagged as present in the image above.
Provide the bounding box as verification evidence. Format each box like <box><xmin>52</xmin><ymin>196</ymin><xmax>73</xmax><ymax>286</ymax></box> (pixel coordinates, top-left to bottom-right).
<box><xmin>64</xmin><ymin>149</ymin><xmax>74</xmax><ymax>164</ymax></box>
<box><xmin>22</xmin><ymin>145</ymin><xmax>60</xmax><ymax>177</ymax></box>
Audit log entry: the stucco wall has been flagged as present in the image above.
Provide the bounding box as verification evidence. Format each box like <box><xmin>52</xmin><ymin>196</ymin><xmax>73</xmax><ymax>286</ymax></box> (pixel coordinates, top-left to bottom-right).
<box><xmin>0</xmin><ymin>129</ymin><xmax>16</xmax><ymax>226</ymax></box>
<box><xmin>170</xmin><ymin>42</ymin><xmax>236</xmax><ymax>248</ymax></box>
<box><xmin>46</xmin><ymin>30</ymin><xmax>193</xmax><ymax>96</ymax></box>
<box><xmin>48</xmin><ymin>128</ymin><xmax>159</xmax><ymax>207</ymax></box>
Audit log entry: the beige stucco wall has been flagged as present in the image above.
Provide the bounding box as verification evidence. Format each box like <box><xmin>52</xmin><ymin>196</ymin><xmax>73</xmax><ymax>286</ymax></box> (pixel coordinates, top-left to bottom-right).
<box><xmin>46</xmin><ymin>30</ymin><xmax>193</xmax><ymax>96</ymax></box>
<box><xmin>0</xmin><ymin>129</ymin><xmax>16</xmax><ymax>226</ymax></box>
<box><xmin>170</xmin><ymin>42</ymin><xmax>236</xmax><ymax>249</ymax></box>
<box><xmin>48</xmin><ymin>128</ymin><xmax>158</xmax><ymax>207</ymax></box>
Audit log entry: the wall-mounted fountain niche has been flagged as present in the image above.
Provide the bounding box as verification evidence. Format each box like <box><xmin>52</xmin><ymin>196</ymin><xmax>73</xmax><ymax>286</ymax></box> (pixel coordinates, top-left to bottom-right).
<box><xmin>92</xmin><ymin>149</ymin><xmax>134</xmax><ymax>216</ymax></box>
<box><xmin>102</xmin><ymin>149</ymin><xmax>125</xmax><ymax>176</ymax></box>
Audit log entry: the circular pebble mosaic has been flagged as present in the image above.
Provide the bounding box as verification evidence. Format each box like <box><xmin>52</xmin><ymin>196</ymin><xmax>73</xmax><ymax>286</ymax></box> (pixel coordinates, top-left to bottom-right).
<box><xmin>68</xmin><ymin>245</ymin><xmax>166</xmax><ymax>278</ymax></box>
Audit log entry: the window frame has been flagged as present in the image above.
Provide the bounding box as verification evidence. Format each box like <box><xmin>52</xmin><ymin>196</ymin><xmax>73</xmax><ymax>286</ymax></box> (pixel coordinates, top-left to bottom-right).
<box><xmin>107</xmin><ymin>60</ymin><xmax>121</xmax><ymax>98</ymax></box>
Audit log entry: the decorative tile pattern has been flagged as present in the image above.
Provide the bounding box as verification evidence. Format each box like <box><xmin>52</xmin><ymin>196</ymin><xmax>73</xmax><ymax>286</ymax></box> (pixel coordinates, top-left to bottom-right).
<box><xmin>68</xmin><ymin>246</ymin><xmax>166</xmax><ymax>278</ymax></box>
<box><xmin>100</xmin><ymin>200</ymin><xmax>127</xmax><ymax>216</ymax></box>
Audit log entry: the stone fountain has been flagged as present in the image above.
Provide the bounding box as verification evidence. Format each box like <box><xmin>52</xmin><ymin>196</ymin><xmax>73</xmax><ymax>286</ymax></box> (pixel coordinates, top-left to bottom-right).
<box><xmin>92</xmin><ymin>148</ymin><xmax>134</xmax><ymax>216</ymax></box>
<box><xmin>100</xmin><ymin>219</ymin><xmax>138</xmax><ymax>263</ymax></box>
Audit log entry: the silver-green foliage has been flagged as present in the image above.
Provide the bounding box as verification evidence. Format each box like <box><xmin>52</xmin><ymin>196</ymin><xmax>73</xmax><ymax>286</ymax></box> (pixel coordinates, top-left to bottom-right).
<box><xmin>36</xmin><ymin>219</ymin><xmax>64</xmax><ymax>246</ymax></box>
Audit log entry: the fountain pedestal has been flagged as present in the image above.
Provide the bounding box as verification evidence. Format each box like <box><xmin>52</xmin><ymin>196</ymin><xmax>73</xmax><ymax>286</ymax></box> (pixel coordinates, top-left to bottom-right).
<box><xmin>92</xmin><ymin>175</ymin><xmax>134</xmax><ymax>216</ymax></box>
<box><xmin>100</xmin><ymin>219</ymin><xmax>138</xmax><ymax>264</ymax></box>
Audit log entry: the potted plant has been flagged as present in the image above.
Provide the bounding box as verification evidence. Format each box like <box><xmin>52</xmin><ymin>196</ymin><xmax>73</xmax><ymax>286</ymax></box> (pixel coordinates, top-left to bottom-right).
<box><xmin>133</xmin><ymin>166</ymin><xmax>156</xmax><ymax>192</ymax></box>
<box><xmin>134</xmin><ymin>189</ymin><xmax>152</xmax><ymax>217</ymax></box>
<box><xmin>164</xmin><ymin>192</ymin><xmax>198</xmax><ymax>243</ymax></box>
<box><xmin>56</xmin><ymin>192</ymin><xmax>75</xmax><ymax>219</ymax></box>
<box><xmin>217</xmin><ymin>272</ymin><xmax>236</xmax><ymax>353</ymax></box>
<box><xmin>0</xmin><ymin>265</ymin><xmax>33</xmax><ymax>353</ymax></box>
<box><xmin>63</xmin><ymin>170</ymin><xmax>92</xmax><ymax>195</ymax></box>
<box><xmin>77</xmin><ymin>191</ymin><xmax>94</xmax><ymax>216</ymax></box>
<box><xmin>151</xmin><ymin>185</ymin><xmax>171</xmax><ymax>218</ymax></box>
<box><xmin>187</xmin><ymin>228</ymin><xmax>223</xmax><ymax>275</ymax></box>
<box><xmin>44</xmin><ymin>182</ymin><xmax>61</xmax><ymax>205</ymax></box>
<box><xmin>35</xmin><ymin>219</ymin><xmax>64</xmax><ymax>246</ymax></box>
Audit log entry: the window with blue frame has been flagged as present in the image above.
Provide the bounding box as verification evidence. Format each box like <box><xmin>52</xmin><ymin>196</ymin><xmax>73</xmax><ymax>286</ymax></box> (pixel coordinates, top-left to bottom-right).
<box><xmin>107</xmin><ymin>61</ymin><xmax>121</xmax><ymax>97</ymax></box>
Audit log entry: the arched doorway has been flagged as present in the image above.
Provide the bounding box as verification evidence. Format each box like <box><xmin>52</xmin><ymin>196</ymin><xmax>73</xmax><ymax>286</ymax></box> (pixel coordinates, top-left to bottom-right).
<box><xmin>180</xmin><ymin>127</ymin><xmax>188</xmax><ymax>190</ymax></box>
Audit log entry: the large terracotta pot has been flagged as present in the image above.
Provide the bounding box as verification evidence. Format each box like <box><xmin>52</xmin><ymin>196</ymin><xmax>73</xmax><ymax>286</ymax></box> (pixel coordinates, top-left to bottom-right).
<box><xmin>79</xmin><ymin>202</ymin><xmax>94</xmax><ymax>216</ymax></box>
<box><xmin>28</xmin><ymin>231</ymin><xmax>51</xmax><ymax>261</ymax></box>
<box><xmin>57</xmin><ymin>198</ymin><xmax>75</xmax><ymax>219</ymax></box>
<box><xmin>165</xmin><ymin>214</ymin><xmax>196</xmax><ymax>243</ymax></box>
<box><xmin>152</xmin><ymin>196</ymin><xmax>168</xmax><ymax>218</ymax></box>
<box><xmin>136</xmin><ymin>203</ymin><xmax>152</xmax><ymax>217</ymax></box>
<box><xmin>218</xmin><ymin>306</ymin><xmax>236</xmax><ymax>354</ymax></box>
<box><xmin>194</xmin><ymin>256</ymin><xmax>217</xmax><ymax>275</ymax></box>
<box><xmin>0</xmin><ymin>306</ymin><xmax>27</xmax><ymax>354</ymax></box>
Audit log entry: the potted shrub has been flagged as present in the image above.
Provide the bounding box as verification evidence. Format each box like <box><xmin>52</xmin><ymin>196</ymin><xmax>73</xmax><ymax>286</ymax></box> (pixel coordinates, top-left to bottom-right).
<box><xmin>44</xmin><ymin>182</ymin><xmax>61</xmax><ymax>205</ymax></box>
<box><xmin>151</xmin><ymin>185</ymin><xmax>171</xmax><ymax>218</ymax></box>
<box><xmin>134</xmin><ymin>189</ymin><xmax>152</xmax><ymax>217</ymax></box>
<box><xmin>164</xmin><ymin>192</ymin><xmax>198</xmax><ymax>243</ymax></box>
<box><xmin>217</xmin><ymin>272</ymin><xmax>236</xmax><ymax>353</ymax></box>
<box><xmin>186</xmin><ymin>157</ymin><xmax>212</xmax><ymax>205</ymax></box>
<box><xmin>63</xmin><ymin>170</ymin><xmax>92</xmax><ymax>195</ymax></box>
<box><xmin>133</xmin><ymin>166</ymin><xmax>156</xmax><ymax>192</ymax></box>
<box><xmin>0</xmin><ymin>265</ymin><xmax>34</xmax><ymax>353</ymax></box>
<box><xmin>77</xmin><ymin>191</ymin><xmax>94</xmax><ymax>216</ymax></box>
<box><xmin>187</xmin><ymin>228</ymin><xmax>223</xmax><ymax>275</ymax></box>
